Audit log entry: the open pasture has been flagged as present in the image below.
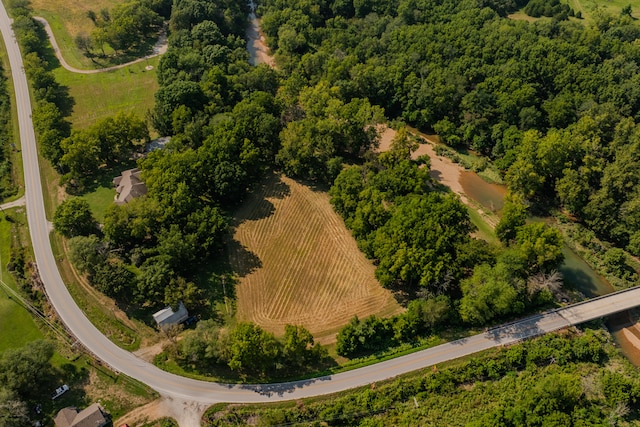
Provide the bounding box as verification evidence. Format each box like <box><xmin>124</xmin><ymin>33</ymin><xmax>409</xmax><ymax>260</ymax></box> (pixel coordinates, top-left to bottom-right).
<box><xmin>53</xmin><ymin>58</ymin><xmax>159</xmax><ymax>129</ymax></box>
<box><xmin>566</xmin><ymin>0</ymin><xmax>640</xmax><ymax>21</ymax></box>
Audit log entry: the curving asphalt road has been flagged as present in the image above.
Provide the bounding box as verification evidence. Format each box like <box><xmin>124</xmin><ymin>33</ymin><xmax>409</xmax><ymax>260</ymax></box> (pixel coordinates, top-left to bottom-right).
<box><xmin>33</xmin><ymin>16</ymin><xmax>167</xmax><ymax>74</ymax></box>
<box><xmin>3</xmin><ymin>3</ymin><xmax>640</xmax><ymax>426</ymax></box>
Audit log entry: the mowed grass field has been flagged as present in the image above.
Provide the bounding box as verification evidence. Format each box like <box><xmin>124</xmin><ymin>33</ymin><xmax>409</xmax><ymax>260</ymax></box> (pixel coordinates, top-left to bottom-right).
<box><xmin>230</xmin><ymin>174</ymin><xmax>403</xmax><ymax>344</ymax></box>
<box><xmin>30</xmin><ymin>0</ymin><xmax>122</xmax><ymax>69</ymax></box>
<box><xmin>53</xmin><ymin>58</ymin><xmax>159</xmax><ymax>129</ymax></box>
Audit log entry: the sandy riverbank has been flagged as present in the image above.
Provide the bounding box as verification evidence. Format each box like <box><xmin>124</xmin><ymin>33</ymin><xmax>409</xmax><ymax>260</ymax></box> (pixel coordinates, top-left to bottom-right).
<box><xmin>377</xmin><ymin>126</ymin><xmax>497</xmax><ymax>227</ymax></box>
<box><xmin>246</xmin><ymin>2</ymin><xmax>276</xmax><ymax>68</ymax></box>
<box><xmin>379</xmin><ymin>126</ymin><xmax>640</xmax><ymax>362</ymax></box>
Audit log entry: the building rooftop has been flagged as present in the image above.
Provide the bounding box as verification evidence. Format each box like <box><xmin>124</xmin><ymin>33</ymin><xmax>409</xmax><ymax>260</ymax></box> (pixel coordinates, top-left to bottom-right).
<box><xmin>113</xmin><ymin>168</ymin><xmax>147</xmax><ymax>204</ymax></box>
<box><xmin>152</xmin><ymin>301</ymin><xmax>189</xmax><ymax>328</ymax></box>
<box><xmin>54</xmin><ymin>403</ymin><xmax>109</xmax><ymax>427</ymax></box>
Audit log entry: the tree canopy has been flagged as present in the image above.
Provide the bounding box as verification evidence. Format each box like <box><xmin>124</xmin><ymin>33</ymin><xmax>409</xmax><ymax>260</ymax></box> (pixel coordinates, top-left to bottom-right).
<box><xmin>53</xmin><ymin>197</ymin><xmax>97</xmax><ymax>238</ymax></box>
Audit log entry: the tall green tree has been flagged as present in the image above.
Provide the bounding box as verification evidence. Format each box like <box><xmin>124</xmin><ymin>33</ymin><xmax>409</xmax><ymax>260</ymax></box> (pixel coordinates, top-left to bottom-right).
<box><xmin>515</xmin><ymin>223</ymin><xmax>564</xmax><ymax>273</ymax></box>
<box><xmin>227</xmin><ymin>323</ymin><xmax>279</xmax><ymax>375</ymax></box>
<box><xmin>281</xmin><ymin>324</ymin><xmax>319</xmax><ymax>368</ymax></box>
<box><xmin>0</xmin><ymin>340</ymin><xmax>54</xmax><ymax>398</ymax></box>
<box><xmin>0</xmin><ymin>388</ymin><xmax>29</xmax><ymax>427</ymax></box>
<box><xmin>67</xmin><ymin>235</ymin><xmax>105</xmax><ymax>275</ymax></box>
<box><xmin>495</xmin><ymin>194</ymin><xmax>528</xmax><ymax>243</ymax></box>
<box><xmin>53</xmin><ymin>197</ymin><xmax>97</xmax><ymax>238</ymax></box>
<box><xmin>459</xmin><ymin>263</ymin><xmax>524</xmax><ymax>325</ymax></box>
<box><xmin>373</xmin><ymin>193</ymin><xmax>473</xmax><ymax>291</ymax></box>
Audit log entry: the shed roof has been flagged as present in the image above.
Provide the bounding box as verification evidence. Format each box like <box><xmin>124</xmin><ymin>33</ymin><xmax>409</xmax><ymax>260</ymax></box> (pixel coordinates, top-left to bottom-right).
<box><xmin>152</xmin><ymin>301</ymin><xmax>189</xmax><ymax>327</ymax></box>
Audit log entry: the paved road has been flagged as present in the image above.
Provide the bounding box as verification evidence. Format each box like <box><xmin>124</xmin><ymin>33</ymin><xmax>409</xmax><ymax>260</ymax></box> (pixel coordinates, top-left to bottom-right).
<box><xmin>3</xmin><ymin>4</ymin><xmax>640</xmax><ymax>427</ymax></box>
<box><xmin>33</xmin><ymin>17</ymin><xmax>167</xmax><ymax>74</ymax></box>
<box><xmin>0</xmin><ymin>195</ymin><xmax>25</xmax><ymax>210</ymax></box>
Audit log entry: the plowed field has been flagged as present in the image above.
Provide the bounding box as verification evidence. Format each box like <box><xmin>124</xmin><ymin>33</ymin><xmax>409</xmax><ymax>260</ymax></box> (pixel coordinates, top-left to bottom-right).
<box><xmin>230</xmin><ymin>174</ymin><xmax>402</xmax><ymax>344</ymax></box>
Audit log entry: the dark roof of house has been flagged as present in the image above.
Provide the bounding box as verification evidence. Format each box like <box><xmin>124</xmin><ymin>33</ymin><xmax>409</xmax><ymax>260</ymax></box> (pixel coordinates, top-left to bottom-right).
<box><xmin>113</xmin><ymin>168</ymin><xmax>148</xmax><ymax>204</ymax></box>
<box><xmin>54</xmin><ymin>403</ymin><xmax>108</xmax><ymax>427</ymax></box>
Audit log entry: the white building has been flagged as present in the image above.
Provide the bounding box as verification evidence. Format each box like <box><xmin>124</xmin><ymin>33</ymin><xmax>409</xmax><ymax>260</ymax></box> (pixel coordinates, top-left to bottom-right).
<box><xmin>152</xmin><ymin>302</ymin><xmax>189</xmax><ymax>329</ymax></box>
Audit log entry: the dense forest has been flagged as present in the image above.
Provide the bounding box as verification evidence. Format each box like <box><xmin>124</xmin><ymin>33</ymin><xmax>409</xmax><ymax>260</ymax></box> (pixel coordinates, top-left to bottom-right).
<box><xmin>258</xmin><ymin>0</ymin><xmax>640</xmax><ymax>256</ymax></box>
<box><xmin>13</xmin><ymin>0</ymin><xmax>640</xmax><ymax>379</ymax></box>
<box><xmin>204</xmin><ymin>328</ymin><xmax>640</xmax><ymax>426</ymax></box>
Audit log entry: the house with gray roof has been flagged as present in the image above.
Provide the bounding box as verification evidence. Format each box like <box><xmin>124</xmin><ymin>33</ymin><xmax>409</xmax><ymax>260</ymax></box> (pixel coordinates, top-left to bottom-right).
<box><xmin>113</xmin><ymin>168</ymin><xmax>148</xmax><ymax>205</ymax></box>
<box><xmin>54</xmin><ymin>403</ymin><xmax>109</xmax><ymax>427</ymax></box>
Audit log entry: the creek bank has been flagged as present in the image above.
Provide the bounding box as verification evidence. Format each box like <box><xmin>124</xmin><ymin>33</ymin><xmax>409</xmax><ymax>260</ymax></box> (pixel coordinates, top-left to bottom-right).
<box><xmin>383</xmin><ymin>125</ymin><xmax>640</xmax><ymax>365</ymax></box>
<box><xmin>246</xmin><ymin>1</ymin><xmax>276</xmax><ymax>68</ymax></box>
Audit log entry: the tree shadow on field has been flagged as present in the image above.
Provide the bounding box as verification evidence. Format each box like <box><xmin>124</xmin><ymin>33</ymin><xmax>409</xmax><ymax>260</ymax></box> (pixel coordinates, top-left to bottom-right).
<box><xmin>33</xmin><ymin>20</ymin><xmax>76</xmax><ymax>117</ymax></box>
<box><xmin>242</xmin><ymin>198</ymin><xmax>276</xmax><ymax>221</ymax></box>
<box><xmin>234</xmin><ymin>172</ymin><xmax>291</xmax><ymax>224</ymax></box>
<box><xmin>226</xmin><ymin>239</ymin><xmax>262</xmax><ymax>278</ymax></box>
<box><xmin>262</xmin><ymin>174</ymin><xmax>291</xmax><ymax>200</ymax></box>
<box><xmin>67</xmin><ymin>158</ymin><xmax>138</xmax><ymax>196</ymax></box>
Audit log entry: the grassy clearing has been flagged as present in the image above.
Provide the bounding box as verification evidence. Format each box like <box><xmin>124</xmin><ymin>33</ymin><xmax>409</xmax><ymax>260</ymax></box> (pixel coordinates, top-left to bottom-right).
<box><xmin>467</xmin><ymin>204</ymin><xmax>500</xmax><ymax>245</ymax></box>
<box><xmin>37</xmin><ymin>145</ymin><xmax>63</xmax><ymax>220</ymax></box>
<box><xmin>29</xmin><ymin>0</ymin><xmax>122</xmax><ymax>69</ymax></box>
<box><xmin>0</xmin><ymin>211</ymin><xmax>45</xmax><ymax>352</ymax></box>
<box><xmin>53</xmin><ymin>58</ymin><xmax>159</xmax><ymax>129</ymax></box>
<box><xmin>82</xmin><ymin>360</ymin><xmax>157</xmax><ymax>419</ymax></box>
<box><xmin>78</xmin><ymin>159</ymin><xmax>138</xmax><ymax>221</ymax></box>
<box><xmin>510</xmin><ymin>1</ymin><xmax>640</xmax><ymax>23</ymax></box>
<box><xmin>230</xmin><ymin>174</ymin><xmax>403</xmax><ymax>344</ymax></box>
<box><xmin>507</xmin><ymin>11</ymin><xmax>541</xmax><ymax>22</ymax></box>
<box><xmin>83</xmin><ymin>185</ymin><xmax>114</xmax><ymax>222</ymax></box>
<box><xmin>566</xmin><ymin>0</ymin><xmax>640</xmax><ymax>21</ymax></box>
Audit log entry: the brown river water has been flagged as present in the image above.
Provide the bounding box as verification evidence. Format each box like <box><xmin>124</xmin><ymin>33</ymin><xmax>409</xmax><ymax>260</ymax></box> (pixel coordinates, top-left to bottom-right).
<box><xmin>415</xmin><ymin>130</ymin><xmax>640</xmax><ymax>365</ymax></box>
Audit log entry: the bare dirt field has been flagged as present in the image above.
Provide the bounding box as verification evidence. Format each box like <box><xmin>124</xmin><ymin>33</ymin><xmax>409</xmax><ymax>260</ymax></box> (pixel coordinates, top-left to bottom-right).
<box><xmin>230</xmin><ymin>174</ymin><xmax>403</xmax><ymax>344</ymax></box>
<box><xmin>114</xmin><ymin>397</ymin><xmax>205</xmax><ymax>427</ymax></box>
